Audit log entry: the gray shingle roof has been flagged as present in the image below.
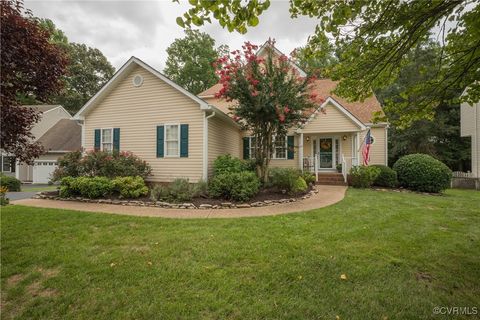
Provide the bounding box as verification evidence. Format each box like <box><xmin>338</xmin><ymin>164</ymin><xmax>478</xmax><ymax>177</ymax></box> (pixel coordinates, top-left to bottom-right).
<box><xmin>37</xmin><ymin>119</ymin><xmax>81</xmax><ymax>152</ymax></box>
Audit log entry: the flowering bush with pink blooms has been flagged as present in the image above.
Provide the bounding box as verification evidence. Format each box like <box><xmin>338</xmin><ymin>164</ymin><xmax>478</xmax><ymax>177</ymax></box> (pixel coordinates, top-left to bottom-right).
<box><xmin>52</xmin><ymin>150</ymin><xmax>152</xmax><ymax>182</ymax></box>
<box><xmin>214</xmin><ymin>39</ymin><xmax>323</xmax><ymax>182</ymax></box>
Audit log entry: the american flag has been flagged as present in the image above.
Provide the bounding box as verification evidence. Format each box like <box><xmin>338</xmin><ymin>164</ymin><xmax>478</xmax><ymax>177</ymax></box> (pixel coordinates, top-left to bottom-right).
<box><xmin>362</xmin><ymin>129</ymin><xmax>372</xmax><ymax>166</ymax></box>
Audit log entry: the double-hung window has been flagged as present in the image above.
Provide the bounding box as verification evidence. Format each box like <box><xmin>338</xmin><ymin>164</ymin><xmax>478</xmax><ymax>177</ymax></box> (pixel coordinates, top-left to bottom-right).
<box><xmin>273</xmin><ymin>135</ymin><xmax>287</xmax><ymax>159</ymax></box>
<box><xmin>101</xmin><ymin>129</ymin><xmax>113</xmax><ymax>152</ymax></box>
<box><xmin>165</xmin><ymin>124</ymin><xmax>180</xmax><ymax>157</ymax></box>
<box><xmin>249</xmin><ymin>137</ymin><xmax>259</xmax><ymax>159</ymax></box>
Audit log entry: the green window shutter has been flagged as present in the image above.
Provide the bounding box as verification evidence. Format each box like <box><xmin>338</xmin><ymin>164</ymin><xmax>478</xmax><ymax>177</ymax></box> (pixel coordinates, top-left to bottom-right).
<box><xmin>156</xmin><ymin>126</ymin><xmax>164</xmax><ymax>158</ymax></box>
<box><xmin>113</xmin><ymin>128</ymin><xmax>120</xmax><ymax>152</ymax></box>
<box><xmin>94</xmin><ymin>129</ymin><xmax>101</xmax><ymax>151</ymax></box>
<box><xmin>287</xmin><ymin>135</ymin><xmax>294</xmax><ymax>159</ymax></box>
<box><xmin>180</xmin><ymin>124</ymin><xmax>189</xmax><ymax>157</ymax></box>
<box><xmin>243</xmin><ymin>137</ymin><xmax>250</xmax><ymax>159</ymax></box>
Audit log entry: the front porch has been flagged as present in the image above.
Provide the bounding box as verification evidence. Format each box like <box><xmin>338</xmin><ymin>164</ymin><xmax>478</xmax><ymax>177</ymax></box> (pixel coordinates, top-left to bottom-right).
<box><xmin>297</xmin><ymin>132</ymin><xmax>362</xmax><ymax>183</ymax></box>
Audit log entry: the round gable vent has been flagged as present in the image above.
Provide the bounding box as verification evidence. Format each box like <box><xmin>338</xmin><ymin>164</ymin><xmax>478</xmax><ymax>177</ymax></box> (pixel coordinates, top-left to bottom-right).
<box><xmin>133</xmin><ymin>74</ymin><xmax>144</xmax><ymax>87</ymax></box>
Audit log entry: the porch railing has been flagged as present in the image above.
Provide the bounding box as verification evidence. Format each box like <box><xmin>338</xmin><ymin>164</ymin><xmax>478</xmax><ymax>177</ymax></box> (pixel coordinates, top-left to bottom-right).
<box><xmin>303</xmin><ymin>155</ymin><xmax>319</xmax><ymax>182</ymax></box>
<box><xmin>341</xmin><ymin>155</ymin><xmax>347</xmax><ymax>183</ymax></box>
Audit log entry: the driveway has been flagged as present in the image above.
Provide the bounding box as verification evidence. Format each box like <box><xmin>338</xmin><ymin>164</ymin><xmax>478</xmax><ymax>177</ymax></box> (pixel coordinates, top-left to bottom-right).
<box><xmin>6</xmin><ymin>184</ymin><xmax>55</xmax><ymax>201</ymax></box>
<box><xmin>6</xmin><ymin>191</ymin><xmax>37</xmax><ymax>201</ymax></box>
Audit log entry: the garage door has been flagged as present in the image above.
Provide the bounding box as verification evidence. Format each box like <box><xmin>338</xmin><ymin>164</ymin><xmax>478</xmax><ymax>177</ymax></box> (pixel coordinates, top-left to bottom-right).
<box><xmin>33</xmin><ymin>160</ymin><xmax>57</xmax><ymax>184</ymax></box>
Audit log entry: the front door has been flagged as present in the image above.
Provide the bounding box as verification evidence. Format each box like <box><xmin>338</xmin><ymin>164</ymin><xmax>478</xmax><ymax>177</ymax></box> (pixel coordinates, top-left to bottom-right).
<box><xmin>319</xmin><ymin>137</ymin><xmax>334</xmax><ymax>169</ymax></box>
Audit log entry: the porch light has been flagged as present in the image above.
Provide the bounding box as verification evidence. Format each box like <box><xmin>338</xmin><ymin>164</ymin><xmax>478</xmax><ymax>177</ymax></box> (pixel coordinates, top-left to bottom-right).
<box><xmin>342</xmin><ymin>135</ymin><xmax>348</xmax><ymax>141</ymax></box>
<box><xmin>306</xmin><ymin>136</ymin><xmax>310</xmax><ymax>142</ymax></box>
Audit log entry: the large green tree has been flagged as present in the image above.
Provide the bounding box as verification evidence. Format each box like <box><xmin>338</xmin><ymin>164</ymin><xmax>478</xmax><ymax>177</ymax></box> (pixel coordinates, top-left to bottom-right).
<box><xmin>177</xmin><ymin>0</ymin><xmax>480</xmax><ymax>126</ymax></box>
<box><xmin>1</xmin><ymin>0</ymin><xmax>68</xmax><ymax>163</ymax></box>
<box><xmin>376</xmin><ymin>41</ymin><xmax>471</xmax><ymax>170</ymax></box>
<box><xmin>164</xmin><ymin>29</ymin><xmax>222</xmax><ymax>94</ymax></box>
<box><xmin>36</xmin><ymin>19</ymin><xmax>115</xmax><ymax>114</ymax></box>
<box><xmin>292</xmin><ymin>43</ymin><xmax>337</xmax><ymax>78</ymax></box>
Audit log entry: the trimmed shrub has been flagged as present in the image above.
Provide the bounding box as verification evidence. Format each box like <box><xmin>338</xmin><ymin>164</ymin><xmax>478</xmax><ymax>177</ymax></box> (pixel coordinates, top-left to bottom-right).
<box><xmin>213</xmin><ymin>154</ymin><xmax>252</xmax><ymax>175</ymax></box>
<box><xmin>53</xmin><ymin>150</ymin><xmax>152</xmax><ymax>181</ymax></box>
<box><xmin>168</xmin><ymin>178</ymin><xmax>196</xmax><ymax>202</ymax></box>
<box><xmin>269</xmin><ymin>168</ymin><xmax>302</xmax><ymax>194</ymax></box>
<box><xmin>0</xmin><ymin>174</ymin><xmax>21</xmax><ymax>192</ymax></box>
<box><xmin>112</xmin><ymin>176</ymin><xmax>148</xmax><ymax>199</ymax></box>
<box><xmin>150</xmin><ymin>179</ymin><xmax>210</xmax><ymax>203</ymax></box>
<box><xmin>75</xmin><ymin>176</ymin><xmax>114</xmax><ymax>199</ymax></box>
<box><xmin>150</xmin><ymin>184</ymin><xmax>170</xmax><ymax>202</ymax></box>
<box><xmin>60</xmin><ymin>176</ymin><xmax>113</xmax><ymax>199</ymax></box>
<box><xmin>349</xmin><ymin>166</ymin><xmax>381</xmax><ymax>188</ymax></box>
<box><xmin>209</xmin><ymin>171</ymin><xmax>260</xmax><ymax>201</ymax></box>
<box><xmin>393</xmin><ymin>154</ymin><xmax>452</xmax><ymax>193</ymax></box>
<box><xmin>59</xmin><ymin>176</ymin><xmax>77</xmax><ymax>198</ymax></box>
<box><xmin>301</xmin><ymin>171</ymin><xmax>316</xmax><ymax>185</ymax></box>
<box><xmin>193</xmin><ymin>179</ymin><xmax>209</xmax><ymax>198</ymax></box>
<box><xmin>292</xmin><ymin>177</ymin><xmax>308</xmax><ymax>194</ymax></box>
<box><xmin>371</xmin><ymin>165</ymin><xmax>398</xmax><ymax>188</ymax></box>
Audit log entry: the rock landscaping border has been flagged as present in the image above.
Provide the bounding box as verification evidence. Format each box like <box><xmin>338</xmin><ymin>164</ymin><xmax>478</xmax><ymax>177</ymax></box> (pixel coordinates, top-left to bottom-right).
<box><xmin>33</xmin><ymin>187</ymin><xmax>320</xmax><ymax>210</ymax></box>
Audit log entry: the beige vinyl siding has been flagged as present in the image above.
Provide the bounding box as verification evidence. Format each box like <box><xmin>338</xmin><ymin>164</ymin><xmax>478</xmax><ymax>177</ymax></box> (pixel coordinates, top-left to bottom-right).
<box><xmin>302</xmin><ymin>102</ymin><xmax>361</xmax><ymax>133</ymax></box>
<box><xmin>358</xmin><ymin>127</ymin><xmax>387</xmax><ymax>165</ymax></box>
<box><xmin>83</xmin><ymin>65</ymin><xmax>205</xmax><ymax>183</ymax></box>
<box><xmin>460</xmin><ymin>101</ymin><xmax>479</xmax><ymax>177</ymax></box>
<box><xmin>460</xmin><ymin>101</ymin><xmax>476</xmax><ymax>136</ymax></box>
<box><xmin>31</xmin><ymin>107</ymin><xmax>70</xmax><ymax>140</ymax></box>
<box><xmin>208</xmin><ymin>115</ymin><xmax>242</xmax><ymax>176</ymax></box>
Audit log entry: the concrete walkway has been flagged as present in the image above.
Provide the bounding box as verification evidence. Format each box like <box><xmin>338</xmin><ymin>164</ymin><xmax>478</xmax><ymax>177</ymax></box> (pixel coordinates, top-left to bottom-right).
<box><xmin>11</xmin><ymin>185</ymin><xmax>347</xmax><ymax>219</ymax></box>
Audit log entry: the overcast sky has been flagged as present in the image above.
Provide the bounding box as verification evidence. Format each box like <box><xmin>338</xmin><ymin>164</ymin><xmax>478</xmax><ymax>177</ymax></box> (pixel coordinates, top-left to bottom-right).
<box><xmin>25</xmin><ymin>0</ymin><xmax>319</xmax><ymax>71</ymax></box>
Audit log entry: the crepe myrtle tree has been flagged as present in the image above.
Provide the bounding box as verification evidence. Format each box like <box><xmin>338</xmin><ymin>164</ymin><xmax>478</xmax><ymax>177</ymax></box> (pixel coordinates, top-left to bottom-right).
<box><xmin>214</xmin><ymin>40</ymin><xmax>323</xmax><ymax>183</ymax></box>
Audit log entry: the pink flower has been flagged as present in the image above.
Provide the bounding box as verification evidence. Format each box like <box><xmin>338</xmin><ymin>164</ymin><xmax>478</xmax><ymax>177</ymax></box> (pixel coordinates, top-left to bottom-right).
<box><xmin>284</xmin><ymin>106</ymin><xmax>290</xmax><ymax>113</ymax></box>
<box><xmin>251</xmin><ymin>90</ymin><xmax>259</xmax><ymax>97</ymax></box>
<box><xmin>278</xmin><ymin>114</ymin><xmax>285</xmax><ymax>123</ymax></box>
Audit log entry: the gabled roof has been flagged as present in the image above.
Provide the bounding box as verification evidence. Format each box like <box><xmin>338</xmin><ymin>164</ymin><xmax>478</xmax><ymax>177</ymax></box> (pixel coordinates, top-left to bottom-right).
<box><xmin>199</xmin><ymin>79</ymin><xmax>385</xmax><ymax>124</ymax></box>
<box><xmin>73</xmin><ymin>56</ymin><xmax>210</xmax><ymax>119</ymax></box>
<box><xmin>37</xmin><ymin>119</ymin><xmax>81</xmax><ymax>152</ymax></box>
<box><xmin>23</xmin><ymin>105</ymin><xmax>69</xmax><ymax>115</ymax></box>
<box><xmin>256</xmin><ymin>41</ymin><xmax>307</xmax><ymax>77</ymax></box>
<box><xmin>299</xmin><ymin>97</ymin><xmax>366</xmax><ymax>132</ymax></box>
<box><xmin>308</xmin><ymin>79</ymin><xmax>384</xmax><ymax>123</ymax></box>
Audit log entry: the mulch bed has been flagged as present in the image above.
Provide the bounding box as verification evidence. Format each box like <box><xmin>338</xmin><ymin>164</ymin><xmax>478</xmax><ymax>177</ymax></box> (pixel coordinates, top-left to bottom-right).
<box><xmin>189</xmin><ymin>187</ymin><xmax>309</xmax><ymax>206</ymax></box>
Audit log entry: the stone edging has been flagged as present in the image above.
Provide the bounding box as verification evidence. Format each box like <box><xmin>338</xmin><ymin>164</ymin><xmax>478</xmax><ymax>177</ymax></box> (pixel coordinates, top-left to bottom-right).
<box><xmin>33</xmin><ymin>187</ymin><xmax>320</xmax><ymax>210</ymax></box>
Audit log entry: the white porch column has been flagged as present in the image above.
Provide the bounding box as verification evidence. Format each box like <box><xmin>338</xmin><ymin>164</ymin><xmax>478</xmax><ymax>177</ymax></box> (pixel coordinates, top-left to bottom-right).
<box><xmin>298</xmin><ymin>133</ymin><xmax>304</xmax><ymax>171</ymax></box>
<box><xmin>356</xmin><ymin>132</ymin><xmax>361</xmax><ymax>165</ymax></box>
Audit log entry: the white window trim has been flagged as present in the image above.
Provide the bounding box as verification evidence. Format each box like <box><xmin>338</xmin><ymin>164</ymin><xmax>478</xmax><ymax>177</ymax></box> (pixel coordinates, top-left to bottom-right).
<box><xmin>1</xmin><ymin>155</ymin><xmax>12</xmax><ymax>172</ymax></box>
<box><xmin>248</xmin><ymin>136</ymin><xmax>258</xmax><ymax>159</ymax></box>
<box><xmin>247</xmin><ymin>135</ymin><xmax>288</xmax><ymax>160</ymax></box>
<box><xmin>164</xmin><ymin>123</ymin><xmax>180</xmax><ymax>158</ymax></box>
<box><xmin>100</xmin><ymin>128</ymin><xmax>113</xmax><ymax>152</ymax></box>
<box><xmin>272</xmin><ymin>135</ymin><xmax>288</xmax><ymax>160</ymax></box>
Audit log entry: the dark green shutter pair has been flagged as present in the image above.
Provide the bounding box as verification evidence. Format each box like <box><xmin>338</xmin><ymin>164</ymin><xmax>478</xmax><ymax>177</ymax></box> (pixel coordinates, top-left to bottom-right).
<box><xmin>94</xmin><ymin>128</ymin><xmax>120</xmax><ymax>152</ymax></box>
<box><xmin>156</xmin><ymin>124</ymin><xmax>189</xmax><ymax>158</ymax></box>
<box><xmin>242</xmin><ymin>136</ymin><xmax>295</xmax><ymax>159</ymax></box>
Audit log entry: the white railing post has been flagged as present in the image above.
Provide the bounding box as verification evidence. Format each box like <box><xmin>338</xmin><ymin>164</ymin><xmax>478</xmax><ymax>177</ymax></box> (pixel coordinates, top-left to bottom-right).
<box><xmin>299</xmin><ymin>133</ymin><xmax>304</xmax><ymax>172</ymax></box>
<box><xmin>341</xmin><ymin>154</ymin><xmax>347</xmax><ymax>183</ymax></box>
<box><xmin>314</xmin><ymin>154</ymin><xmax>319</xmax><ymax>182</ymax></box>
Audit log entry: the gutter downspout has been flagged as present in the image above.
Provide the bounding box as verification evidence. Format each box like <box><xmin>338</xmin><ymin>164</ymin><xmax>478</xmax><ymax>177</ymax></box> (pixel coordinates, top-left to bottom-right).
<box><xmin>203</xmin><ymin>110</ymin><xmax>216</xmax><ymax>181</ymax></box>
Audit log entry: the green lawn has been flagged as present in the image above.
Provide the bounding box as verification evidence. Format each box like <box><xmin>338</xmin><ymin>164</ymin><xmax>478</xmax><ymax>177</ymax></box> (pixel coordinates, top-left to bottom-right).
<box><xmin>18</xmin><ymin>186</ymin><xmax>58</xmax><ymax>192</ymax></box>
<box><xmin>1</xmin><ymin>189</ymin><xmax>479</xmax><ymax>319</ymax></box>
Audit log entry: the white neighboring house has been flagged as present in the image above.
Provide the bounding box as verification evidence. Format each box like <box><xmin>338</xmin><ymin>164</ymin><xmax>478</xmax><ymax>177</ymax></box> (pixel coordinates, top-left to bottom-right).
<box><xmin>0</xmin><ymin>105</ymin><xmax>79</xmax><ymax>184</ymax></box>
<box><xmin>460</xmin><ymin>98</ymin><xmax>479</xmax><ymax>178</ymax></box>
